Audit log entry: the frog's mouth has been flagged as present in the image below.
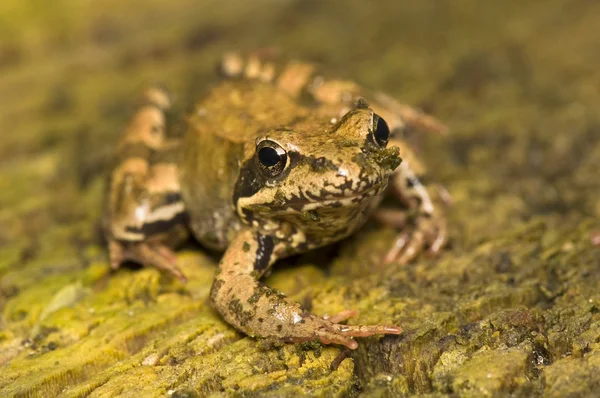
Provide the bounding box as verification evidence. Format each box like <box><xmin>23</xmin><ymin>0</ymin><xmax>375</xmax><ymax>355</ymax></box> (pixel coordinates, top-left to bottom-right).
<box><xmin>238</xmin><ymin>172</ymin><xmax>389</xmax><ymax>220</ymax></box>
<box><xmin>270</xmin><ymin>182</ymin><xmax>386</xmax><ymax>214</ymax></box>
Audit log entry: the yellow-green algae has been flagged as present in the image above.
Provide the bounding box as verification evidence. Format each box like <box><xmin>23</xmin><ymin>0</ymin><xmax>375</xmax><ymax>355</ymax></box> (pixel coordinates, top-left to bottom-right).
<box><xmin>1</xmin><ymin>0</ymin><xmax>600</xmax><ymax>396</ymax></box>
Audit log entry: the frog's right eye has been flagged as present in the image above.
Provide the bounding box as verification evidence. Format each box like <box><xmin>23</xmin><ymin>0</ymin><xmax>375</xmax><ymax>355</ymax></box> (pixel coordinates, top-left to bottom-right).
<box><xmin>372</xmin><ymin>113</ymin><xmax>390</xmax><ymax>148</ymax></box>
<box><xmin>256</xmin><ymin>140</ymin><xmax>287</xmax><ymax>177</ymax></box>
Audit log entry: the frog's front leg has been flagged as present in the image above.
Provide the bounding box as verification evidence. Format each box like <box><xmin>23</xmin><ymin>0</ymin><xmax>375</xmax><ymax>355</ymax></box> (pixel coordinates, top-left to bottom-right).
<box><xmin>210</xmin><ymin>228</ymin><xmax>402</xmax><ymax>349</ymax></box>
<box><xmin>375</xmin><ymin>139</ymin><xmax>447</xmax><ymax>264</ymax></box>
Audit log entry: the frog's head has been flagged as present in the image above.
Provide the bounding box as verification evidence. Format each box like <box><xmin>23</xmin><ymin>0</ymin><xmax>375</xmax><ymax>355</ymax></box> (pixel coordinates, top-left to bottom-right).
<box><xmin>234</xmin><ymin>101</ymin><xmax>402</xmax><ymax>243</ymax></box>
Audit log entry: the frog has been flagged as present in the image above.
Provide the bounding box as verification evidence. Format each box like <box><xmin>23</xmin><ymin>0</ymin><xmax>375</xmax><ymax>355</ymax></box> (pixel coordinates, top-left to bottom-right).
<box><xmin>104</xmin><ymin>51</ymin><xmax>448</xmax><ymax>349</ymax></box>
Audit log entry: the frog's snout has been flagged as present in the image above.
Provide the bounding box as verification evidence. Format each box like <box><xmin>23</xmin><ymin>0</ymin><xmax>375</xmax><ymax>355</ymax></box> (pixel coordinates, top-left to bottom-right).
<box><xmin>372</xmin><ymin>145</ymin><xmax>402</xmax><ymax>172</ymax></box>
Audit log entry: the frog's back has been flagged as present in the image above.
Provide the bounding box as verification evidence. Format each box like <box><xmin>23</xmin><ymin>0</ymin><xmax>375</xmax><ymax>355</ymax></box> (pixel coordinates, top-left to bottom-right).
<box><xmin>180</xmin><ymin>80</ymin><xmax>310</xmax><ymax>250</ymax></box>
<box><xmin>188</xmin><ymin>80</ymin><xmax>310</xmax><ymax>143</ymax></box>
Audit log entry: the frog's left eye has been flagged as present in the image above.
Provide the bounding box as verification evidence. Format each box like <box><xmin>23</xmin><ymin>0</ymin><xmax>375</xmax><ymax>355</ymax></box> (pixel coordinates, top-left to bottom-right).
<box><xmin>372</xmin><ymin>113</ymin><xmax>390</xmax><ymax>147</ymax></box>
<box><xmin>256</xmin><ymin>140</ymin><xmax>287</xmax><ymax>177</ymax></box>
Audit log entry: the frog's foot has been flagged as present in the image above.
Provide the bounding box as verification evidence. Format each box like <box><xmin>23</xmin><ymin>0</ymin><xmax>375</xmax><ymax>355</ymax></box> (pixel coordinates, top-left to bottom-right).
<box><xmin>285</xmin><ymin>314</ymin><xmax>402</xmax><ymax>349</ymax></box>
<box><xmin>218</xmin><ymin>51</ymin><xmax>446</xmax><ymax>134</ymax></box>
<box><xmin>220</xmin><ymin>50</ymin><xmax>279</xmax><ymax>83</ymax></box>
<box><xmin>381</xmin><ymin>212</ymin><xmax>447</xmax><ymax>265</ymax></box>
<box><xmin>108</xmin><ymin>239</ymin><xmax>187</xmax><ymax>283</ymax></box>
<box><xmin>380</xmin><ymin>151</ymin><xmax>448</xmax><ymax>265</ymax></box>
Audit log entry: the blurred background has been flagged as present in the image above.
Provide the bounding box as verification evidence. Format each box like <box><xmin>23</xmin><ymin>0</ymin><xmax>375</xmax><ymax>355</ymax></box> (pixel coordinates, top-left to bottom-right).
<box><xmin>1</xmin><ymin>0</ymin><xmax>600</xmax><ymax>396</ymax></box>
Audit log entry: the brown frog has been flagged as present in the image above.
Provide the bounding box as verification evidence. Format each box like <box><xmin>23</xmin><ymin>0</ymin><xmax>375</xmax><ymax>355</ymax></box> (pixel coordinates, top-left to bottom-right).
<box><xmin>104</xmin><ymin>52</ymin><xmax>447</xmax><ymax>349</ymax></box>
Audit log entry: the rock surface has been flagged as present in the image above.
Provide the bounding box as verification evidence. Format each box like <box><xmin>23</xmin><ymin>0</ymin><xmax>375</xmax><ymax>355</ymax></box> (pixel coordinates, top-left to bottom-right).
<box><xmin>1</xmin><ymin>0</ymin><xmax>599</xmax><ymax>396</ymax></box>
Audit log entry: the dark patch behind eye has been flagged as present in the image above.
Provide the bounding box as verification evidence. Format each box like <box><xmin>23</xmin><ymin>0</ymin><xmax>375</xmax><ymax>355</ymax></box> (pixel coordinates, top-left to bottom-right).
<box><xmin>233</xmin><ymin>158</ymin><xmax>266</xmax><ymax>202</ymax></box>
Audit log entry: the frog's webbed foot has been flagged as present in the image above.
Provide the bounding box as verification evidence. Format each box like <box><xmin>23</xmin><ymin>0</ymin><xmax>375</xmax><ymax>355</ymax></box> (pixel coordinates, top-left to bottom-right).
<box><xmin>109</xmin><ymin>239</ymin><xmax>187</xmax><ymax>283</ymax></box>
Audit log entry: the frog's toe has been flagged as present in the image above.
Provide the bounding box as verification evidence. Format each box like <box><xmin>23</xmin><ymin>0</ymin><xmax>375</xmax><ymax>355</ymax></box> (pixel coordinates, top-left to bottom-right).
<box><xmin>156</xmin><ymin>245</ymin><xmax>178</xmax><ymax>265</ymax></box>
<box><xmin>590</xmin><ymin>231</ymin><xmax>600</xmax><ymax>247</ymax></box>
<box><xmin>383</xmin><ymin>215</ymin><xmax>447</xmax><ymax>265</ymax></box>
<box><xmin>118</xmin><ymin>242</ymin><xmax>187</xmax><ymax>283</ymax></box>
<box><xmin>141</xmin><ymin>244</ymin><xmax>188</xmax><ymax>283</ymax></box>
<box><xmin>323</xmin><ymin>309</ymin><xmax>358</xmax><ymax>324</ymax></box>
<box><xmin>285</xmin><ymin>312</ymin><xmax>402</xmax><ymax>349</ymax></box>
<box><xmin>315</xmin><ymin>330</ymin><xmax>358</xmax><ymax>349</ymax></box>
<box><xmin>427</xmin><ymin>225</ymin><xmax>447</xmax><ymax>255</ymax></box>
<box><xmin>316</xmin><ymin>323</ymin><xmax>403</xmax><ymax>349</ymax></box>
<box><xmin>219</xmin><ymin>50</ymin><xmax>278</xmax><ymax>83</ymax></box>
<box><xmin>108</xmin><ymin>240</ymin><xmax>125</xmax><ymax>270</ymax></box>
<box><xmin>373</xmin><ymin>208</ymin><xmax>409</xmax><ymax>229</ymax></box>
<box><xmin>383</xmin><ymin>231</ymin><xmax>414</xmax><ymax>264</ymax></box>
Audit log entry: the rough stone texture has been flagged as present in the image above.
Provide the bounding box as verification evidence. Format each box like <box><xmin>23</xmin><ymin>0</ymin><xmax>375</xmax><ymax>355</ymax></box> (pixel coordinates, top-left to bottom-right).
<box><xmin>1</xmin><ymin>0</ymin><xmax>599</xmax><ymax>396</ymax></box>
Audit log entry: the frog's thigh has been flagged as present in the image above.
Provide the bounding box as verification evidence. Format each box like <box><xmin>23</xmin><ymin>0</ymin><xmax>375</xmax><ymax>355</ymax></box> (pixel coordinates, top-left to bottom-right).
<box><xmin>108</xmin><ymin>169</ymin><xmax>188</xmax><ymax>282</ymax></box>
<box><xmin>105</xmin><ymin>86</ymin><xmax>188</xmax><ymax>282</ymax></box>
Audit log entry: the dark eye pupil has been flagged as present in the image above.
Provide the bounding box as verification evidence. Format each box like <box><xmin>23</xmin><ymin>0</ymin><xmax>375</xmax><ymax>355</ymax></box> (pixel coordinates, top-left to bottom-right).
<box><xmin>258</xmin><ymin>147</ymin><xmax>281</xmax><ymax>167</ymax></box>
<box><xmin>374</xmin><ymin>115</ymin><xmax>390</xmax><ymax>146</ymax></box>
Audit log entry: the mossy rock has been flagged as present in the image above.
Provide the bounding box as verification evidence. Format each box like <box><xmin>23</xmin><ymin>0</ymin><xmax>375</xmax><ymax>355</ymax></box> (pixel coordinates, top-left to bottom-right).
<box><xmin>1</xmin><ymin>0</ymin><xmax>600</xmax><ymax>396</ymax></box>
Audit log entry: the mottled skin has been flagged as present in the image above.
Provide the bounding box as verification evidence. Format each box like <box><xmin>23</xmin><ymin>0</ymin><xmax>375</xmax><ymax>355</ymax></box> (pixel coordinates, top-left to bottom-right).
<box><xmin>104</xmin><ymin>53</ymin><xmax>447</xmax><ymax>349</ymax></box>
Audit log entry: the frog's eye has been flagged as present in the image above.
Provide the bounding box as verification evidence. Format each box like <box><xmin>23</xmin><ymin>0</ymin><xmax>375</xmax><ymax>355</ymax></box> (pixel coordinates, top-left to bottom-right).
<box><xmin>372</xmin><ymin>113</ymin><xmax>390</xmax><ymax>147</ymax></box>
<box><xmin>256</xmin><ymin>140</ymin><xmax>287</xmax><ymax>177</ymax></box>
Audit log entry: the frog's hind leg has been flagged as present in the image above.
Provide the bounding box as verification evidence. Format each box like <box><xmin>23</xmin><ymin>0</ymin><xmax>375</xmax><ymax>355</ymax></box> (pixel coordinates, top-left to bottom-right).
<box><xmin>105</xmin><ymin>86</ymin><xmax>188</xmax><ymax>282</ymax></box>
<box><xmin>375</xmin><ymin>138</ymin><xmax>448</xmax><ymax>265</ymax></box>
<box><xmin>219</xmin><ymin>51</ymin><xmax>447</xmax><ymax>134</ymax></box>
